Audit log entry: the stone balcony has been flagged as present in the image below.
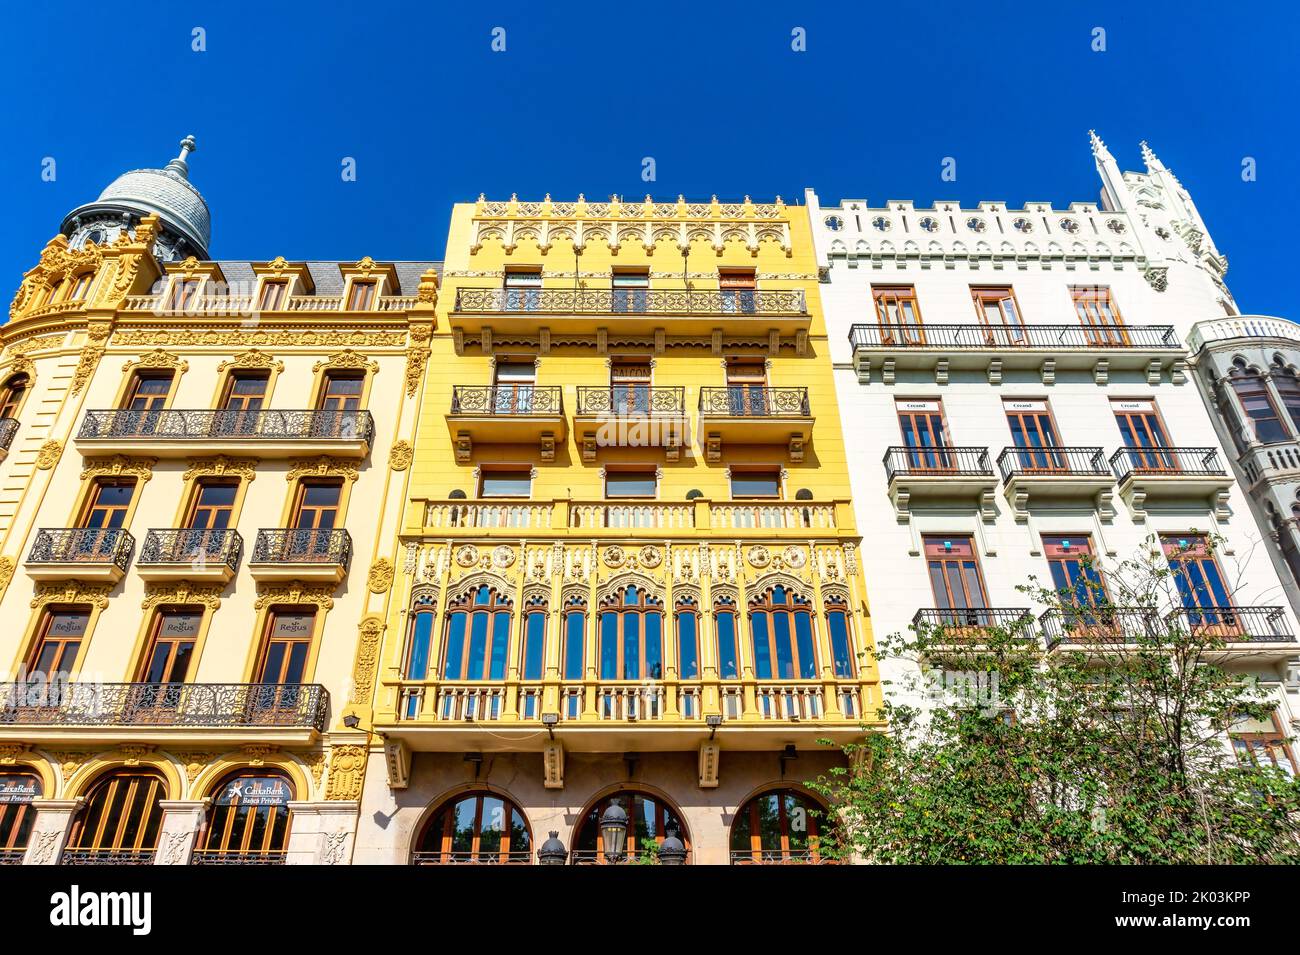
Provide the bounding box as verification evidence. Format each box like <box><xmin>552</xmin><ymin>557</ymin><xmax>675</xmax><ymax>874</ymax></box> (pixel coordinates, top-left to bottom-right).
<box><xmin>1108</xmin><ymin>446</ymin><xmax>1234</xmax><ymax>522</ymax></box>
<box><xmin>882</xmin><ymin>446</ymin><xmax>998</xmax><ymax>522</ymax></box>
<box><xmin>996</xmin><ymin>446</ymin><xmax>1114</xmax><ymax>521</ymax></box>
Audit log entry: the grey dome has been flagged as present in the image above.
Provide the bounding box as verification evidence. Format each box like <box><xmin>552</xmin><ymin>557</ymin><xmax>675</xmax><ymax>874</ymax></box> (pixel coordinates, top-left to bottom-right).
<box><xmin>62</xmin><ymin>136</ymin><xmax>210</xmax><ymax>257</ymax></box>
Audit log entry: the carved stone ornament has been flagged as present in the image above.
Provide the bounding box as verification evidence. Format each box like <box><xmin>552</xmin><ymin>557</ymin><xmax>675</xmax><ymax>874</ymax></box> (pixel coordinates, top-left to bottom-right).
<box><xmin>603</xmin><ymin>545</ymin><xmax>627</xmax><ymax>568</ymax></box>
<box><xmin>367</xmin><ymin>558</ymin><xmax>395</xmax><ymax>594</ymax></box>
<box><xmin>388</xmin><ymin>440</ymin><xmax>413</xmax><ymax>471</ymax></box>
<box><xmin>183</xmin><ymin>456</ymin><xmax>258</xmax><ymax>483</ymax></box>
<box><xmin>781</xmin><ymin>545</ymin><xmax>807</xmax><ymax>569</ymax></box>
<box><xmin>637</xmin><ymin>545</ymin><xmax>662</xmax><ymax>569</ymax></box>
<box><xmin>491</xmin><ymin>545</ymin><xmax>516</xmax><ymax>568</ymax></box>
<box><xmin>325</xmin><ymin>744</ymin><xmax>367</xmax><ymax>800</ymax></box>
<box><xmin>35</xmin><ymin>440</ymin><xmax>62</xmax><ymax>470</ymax></box>
<box><xmin>746</xmin><ymin>545</ymin><xmax>772</xmax><ymax>568</ymax></box>
<box><xmin>455</xmin><ymin>544</ymin><xmax>480</xmax><ymax>567</ymax></box>
<box><xmin>217</xmin><ymin>349</ymin><xmax>284</xmax><ymax>374</ymax></box>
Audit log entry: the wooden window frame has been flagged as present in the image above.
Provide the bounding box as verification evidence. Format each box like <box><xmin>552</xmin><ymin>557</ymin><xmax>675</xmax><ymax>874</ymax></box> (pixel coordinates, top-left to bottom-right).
<box><xmin>732</xmin><ymin>789</ymin><xmax>824</xmax><ymax>864</ymax></box>
<box><xmin>68</xmin><ymin>771</ymin><xmax>166</xmax><ymax>852</ymax></box>
<box><xmin>1071</xmin><ymin>286</ymin><xmax>1129</xmax><ymax>346</ymax></box>
<box><xmin>200</xmin><ymin>770</ymin><xmax>294</xmax><ymax>858</ymax></box>
<box><xmin>747</xmin><ymin>586</ymin><xmax>818</xmax><ymax>681</ymax></box>
<box><xmin>872</xmin><ymin>285</ymin><xmax>924</xmax><ymax>344</ymax></box>
<box><xmin>598</xmin><ymin>586</ymin><xmax>665</xmax><ymax>681</ymax></box>
<box><xmin>441</xmin><ymin>586</ymin><xmax>514</xmax><ymax>682</ymax></box>
<box><xmin>416</xmin><ymin>792</ymin><xmax>531</xmax><ymax>864</ymax></box>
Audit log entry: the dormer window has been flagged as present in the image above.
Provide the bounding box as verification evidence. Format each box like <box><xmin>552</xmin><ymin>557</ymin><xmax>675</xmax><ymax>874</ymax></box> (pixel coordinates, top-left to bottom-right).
<box><xmin>167</xmin><ymin>278</ymin><xmax>201</xmax><ymax>312</ymax></box>
<box><xmin>69</xmin><ymin>273</ymin><xmax>95</xmax><ymax>301</ymax></box>
<box><xmin>258</xmin><ymin>280</ymin><xmax>289</xmax><ymax>311</ymax></box>
<box><xmin>346</xmin><ymin>281</ymin><xmax>376</xmax><ymax>311</ymax></box>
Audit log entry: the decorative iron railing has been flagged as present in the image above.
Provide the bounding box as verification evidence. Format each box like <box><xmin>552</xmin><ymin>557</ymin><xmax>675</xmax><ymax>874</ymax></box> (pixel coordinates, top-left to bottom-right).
<box><xmin>449</xmin><ymin>385</ymin><xmax>563</xmax><ymax>415</ymax></box>
<box><xmin>139</xmin><ymin>528</ymin><xmax>242</xmax><ymax>572</ymax></box>
<box><xmin>997</xmin><ymin>446</ymin><xmax>1110</xmax><ymax>481</ymax></box>
<box><xmin>912</xmin><ymin>608</ymin><xmax>1036</xmax><ymax>639</ymax></box>
<box><xmin>569</xmin><ymin>849</ymin><xmax>692</xmax><ymax>865</ymax></box>
<box><xmin>575</xmin><ymin>386</ymin><xmax>685</xmax><ymax>416</ymax></box>
<box><xmin>1108</xmin><ymin>447</ymin><xmax>1226</xmax><ymax>480</ymax></box>
<box><xmin>192</xmin><ymin>850</ymin><xmax>287</xmax><ymax>865</ymax></box>
<box><xmin>412</xmin><ymin>851</ymin><xmax>532</xmax><ymax>865</ymax></box>
<box><xmin>847</xmin><ymin>323</ymin><xmax>1180</xmax><ymax>350</ymax></box>
<box><xmin>698</xmin><ymin>386</ymin><xmax>809</xmax><ymax>416</ymax></box>
<box><xmin>0</xmin><ymin>848</ymin><xmax>26</xmax><ymax>865</ymax></box>
<box><xmin>0</xmin><ymin>417</ymin><xmax>17</xmax><ymax>452</ymax></box>
<box><xmin>0</xmin><ymin>681</ymin><xmax>328</xmax><ymax>730</ymax></box>
<box><xmin>27</xmin><ymin>528</ymin><xmax>134</xmax><ymax>571</ymax></box>
<box><xmin>883</xmin><ymin>446</ymin><xmax>993</xmax><ymax>480</ymax></box>
<box><xmin>1166</xmin><ymin>606</ymin><xmax>1295</xmax><ymax>642</ymax></box>
<box><xmin>730</xmin><ymin>849</ymin><xmax>831</xmax><ymax>865</ymax></box>
<box><xmin>1040</xmin><ymin>607</ymin><xmax>1162</xmax><ymax>648</ymax></box>
<box><xmin>455</xmin><ymin>287</ymin><xmax>806</xmax><ymax>316</ymax></box>
<box><xmin>77</xmin><ymin>409</ymin><xmax>375</xmax><ymax>444</ymax></box>
<box><xmin>62</xmin><ymin>849</ymin><xmax>156</xmax><ymax>865</ymax></box>
<box><xmin>251</xmin><ymin>528</ymin><xmax>352</xmax><ymax>568</ymax></box>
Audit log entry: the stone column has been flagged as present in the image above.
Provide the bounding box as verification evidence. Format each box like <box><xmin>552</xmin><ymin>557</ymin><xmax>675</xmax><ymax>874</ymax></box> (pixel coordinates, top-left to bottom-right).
<box><xmin>154</xmin><ymin>799</ymin><xmax>208</xmax><ymax>865</ymax></box>
<box><xmin>22</xmin><ymin>798</ymin><xmax>83</xmax><ymax>865</ymax></box>
<box><xmin>285</xmin><ymin>801</ymin><xmax>360</xmax><ymax>865</ymax></box>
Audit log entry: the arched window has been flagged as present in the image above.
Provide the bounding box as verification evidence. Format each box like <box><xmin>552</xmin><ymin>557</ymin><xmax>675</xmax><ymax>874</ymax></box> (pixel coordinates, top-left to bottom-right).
<box><xmin>520</xmin><ymin>595</ymin><xmax>547</xmax><ymax>682</ymax></box>
<box><xmin>573</xmin><ymin>792</ymin><xmax>688</xmax><ymax>864</ymax></box>
<box><xmin>748</xmin><ymin>585</ymin><xmax>817</xmax><ymax>680</ymax></box>
<box><xmin>731</xmin><ymin>789</ymin><xmax>828</xmax><ymax>864</ymax></box>
<box><xmin>562</xmin><ymin>595</ymin><xmax>587</xmax><ymax>682</ymax></box>
<box><xmin>598</xmin><ymin>584</ymin><xmax>664</xmax><ymax>680</ymax></box>
<box><xmin>676</xmin><ymin>595</ymin><xmax>700</xmax><ymax>680</ymax></box>
<box><xmin>195</xmin><ymin>770</ymin><xmax>294</xmax><ymax>865</ymax></box>
<box><xmin>714</xmin><ymin>596</ymin><xmax>739</xmax><ymax>679</ymax></box>
<box><xmin>1272</xmin><ymin>367</ymin><xmax>1300</xmax><ymax>435</ymax></box>
<box><xmin>0</xmin><ymin>771</ymin><xmax>41</xmax><ymax>862</ymax></box>
<box><xmin>403</xmin><ymin>593</ymin><xmax>437</xmax><ymax>681</ymax></box>
<box><xmin>0</xmin><ymin>375</ymin><xmax>29</xmax><ymax>420</ymax></box>
<box><xmin>824</xmin><ymin>596</ymin><xmax>856</xmax><ymax>678</ymax></box>
<box><xmin>414</xmin><ymin>792</ymin><xmax>531</xmax><ymax>864</ymax></box>
<box><xmin>1229</xmin><ymin>359</ymin><xmax>1288</xmax><ymax>443</ymax></box>
<box><xmin>443</xmin><ymin>585</ymin><xmax>513</xmax><ymax>681</ymax></box>
<box><xmin>66</xmin><ymin>771</ymin><xmax>166</xmax><ymax>864</ymax></box>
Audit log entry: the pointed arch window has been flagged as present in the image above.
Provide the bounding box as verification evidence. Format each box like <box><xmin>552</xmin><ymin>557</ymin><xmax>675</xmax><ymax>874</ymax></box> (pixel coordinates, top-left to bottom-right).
<box><xmin>675</xmin><ymin>595</ymin><xmax>700</xmax><ymax>680</ymax></box>
<box><xmin>443</xmin><ymin>585</ymin><xmax>513</xmax><ymax>681</ymax></box>
<box><xmin>824</xmin><ymin>595</ymin><xmax>856</xmax><ymax>678</ymax></box>
<box><xmin>748</xmin><ymin>585</ymin><xmax>817</xmax><ymax>680</ymax></box>
<box><xmin>598</xmin><ymin>584</ymin><xmax>664</xmax><ymax>681</ymax></box>
<box><xmin>520</xmin><ymin>595</ymin><xmax>547</xmax><ymax>682</ymax></box>
<box><xmin>714</xmin><ymin>596</ymin><xmax>740</xmax><ymax>679</ymax></box>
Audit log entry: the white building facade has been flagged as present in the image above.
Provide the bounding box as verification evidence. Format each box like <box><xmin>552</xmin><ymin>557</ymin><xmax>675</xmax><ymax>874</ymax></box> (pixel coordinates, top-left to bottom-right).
<box><xmin>806</xmin><ymin>133</ymin><xmax>1300</xmax><ymax>759</ymax></box>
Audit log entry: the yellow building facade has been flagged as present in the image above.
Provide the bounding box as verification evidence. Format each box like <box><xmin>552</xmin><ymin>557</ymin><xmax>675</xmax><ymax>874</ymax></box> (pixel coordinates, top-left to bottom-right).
<box><xmin>352</xmin><ymin>195</ymin><xmax>881</xmax><ymax>865</ymax></box>
<box><xmin>0</xmin><ymin>141</ymin><xmax>436</xmax><ymax>865</ymax></box>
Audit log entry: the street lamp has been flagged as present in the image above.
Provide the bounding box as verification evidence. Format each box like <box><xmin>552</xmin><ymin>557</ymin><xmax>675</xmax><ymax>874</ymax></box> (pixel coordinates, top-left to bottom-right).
<box><xmin>658</xmin><ymin>825</ymin><xmax>686</xmax><ymax>865</ymax></box>
<box><xmin>538</xmin><ymin>830</ymin><xmax>567</xmax><ymax>866</ymax></box>
<box><xmin>600</xmin><ymin>802</ymin><xmax>628</xmax><ymax>864</ymax></box>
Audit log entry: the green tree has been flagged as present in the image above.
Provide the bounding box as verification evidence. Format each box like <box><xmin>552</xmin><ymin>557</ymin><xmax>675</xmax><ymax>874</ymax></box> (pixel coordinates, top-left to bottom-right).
<box><xmin>808</xmin><ymin>536</ymin><xmax>1300</xmax><ymax>864</ymax></box>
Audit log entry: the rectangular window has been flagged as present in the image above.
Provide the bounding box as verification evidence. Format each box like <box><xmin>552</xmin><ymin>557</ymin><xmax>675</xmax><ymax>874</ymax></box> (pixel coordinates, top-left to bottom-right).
<box><xmin>1072</xmin><ymin>287</ymin><xmax>1128</xmax><ymax>346</ymax></box>
<box><xmin>80</xmin><ymin>479</ymin><xmax>135</xmax><ymax>529</ymax></box>
<box><xmin>186</xmin><ymin>481</ymin><xmax>238</xmax><ymax>531</ymax></box>
<box><xmin>479</xmin><ymin>469</ymin><xmax>532</xmax><ymax>498</ymax></box>
<box><xmin>292</xmin><ymin>481</ymin><xmax>342</xmax><ymax>530</ymax></box>
<box><xmin>257</xmin><ymin>280</ymin><xmax>288</xmax><ymax>310</ymax></box>
<box><xmin>923</xmin><ymin>536</ymin><xmax>989</xmax><ymax>617</ymax></box>
<box><xmin>971</xmin><ymin>287</ymin><xmax>1025</xmax><ymax>344</ymax></box>
<box><xmin>138</xmin><ymin>609</ymin><xmax>201</xmax><ymax>683</ymax></box>
<box><xmin>69</xmin><ymin>273</ymin><xmax>95</xmax><ymax>300</ymax></box>
<box><xmin>1111</xmin><ymin>398</ymin><xmax>1177</xmax><ymax>471</ymax></box>
<box><xmin>123</xmin><ymin>373</ymin><xmax>172</xmax><ymax>412</ymax></box>
<box><xmin>346</xmin><ymin>281</ymin><xmax>376</xmax><ymax>311</ymax></box>
<box><xmin>0</xmin><ymin>376</ymin><xmax>27</xmax><ymax>419</ymax></box>
<box><xmin>221</xmin><ymin>372</ymin><xmax>269</xmax><ymax>412</ymax></box>
<box><xmin>873</xmin><ymin>286</ymin><xmax>924</xmax><ymax>344</ymax></box>
<box><xmin>1232</xmin><ymin>712</ymin><xmax>1298</xmax><ymax>776</ymax></box>
<box><xmin>730</xmin><ymin>468</ymin><xmax>781</xmax><ymax>499</ymax></box>
<box><xmin>1273</xmin><ymin>373</ymin><xmax>1300</xmax><ymax>434</ymax></box>
<box><xmin>1162</xmin><ymin>534</ymin><xmax>1233</xmax><ymax>613</ymax></box>
<box><xmin>503</xmin><ymin>269</ymin><xmax>542</xmax><ymax>311</ymax></box>
<box><xmin>167</xmin><ymin>278</ymin><xmax>201</xmax><ymax>311</ymax></box>
<box><xmin>605</xmin><ymin>468</ymin><xmax>657</xmax><ymax>498</ymax></box>
<box><xmin>719</xmin><ymin>269</ymin><xmax>757</xmax><ymax>314</ymax></box>
<box><xmin>318</xmin><ymin>372</ymin><xmax>364</xmax><ymax>413</ymax></box>
<box><xmin>724</xmin><ymin>358</ymin><xmax>770</xmax><ymax>416</ymax></box>
<box><xmin>492</xmin><ymin>360</ymin><xmax>537</xmax><ymax>414</ymax></box>
<box><xmin>1004</xmin><ymin>398</ymin><xmax>1065</xmax><ymax>471</ymax></box>
<box><xmin>27</xmin><ymin>609</ymin><xmax>90</xmax><ymax>679</ymax></box>
<box><xmin>1230</xmin><ymin>373</ymin><xmax>1289</xmax><ymax>444</ymax></box>
<box><xmin>610</xmin><ymin>359</ymin><xmax>653</xmax><ymax>415</ymax></box>
<box><xmin>612</xmin><ymin>269</ymin><xmax>649</xmax><ymax>313</ymax></box>
<box><xmin>896</xmin><ymin>398</ymin><xmax>952</xmax><ymax>470</ymax></box>
<box><xmin>1042</xmin><ymin>536</ymin><xmax>1108</xmax><ymax>608</ymax></box>
<box><xmin>256</xmin><ymin>610</ymin><xmax>316</xmax><ymax>684</ymax></box>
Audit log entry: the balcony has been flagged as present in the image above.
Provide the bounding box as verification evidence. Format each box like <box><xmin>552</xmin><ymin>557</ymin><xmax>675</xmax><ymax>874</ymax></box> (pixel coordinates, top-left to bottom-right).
<box><xmin>1187</xmin><ymin>315</ymin><xmax>1300</xmax><ymax>353</ymax></box>
<box><xmin>248</xmin><ymin>528</ymin><xmax>352</xmax><ymax>583</ymax></box>
<box><xmin>1043</xmin><ymin>606</ymin><xmax>1297</xmax><ymax>661</ymax></box>
<box><xmin>25</xmin><ymin>528</ymin><xmax>134</xmax><ymax>583</ymax></box>
<box><xmin>446</xmin><ymin>385</ymin><xmax>566</xmax><ymax>463</ymax></box>
<box><xmin>382</xmin><ymin>675</ymin><xmax>879</xmax><ymax>753</ymax></box>
<box><xmin>847</xmin><ymin>323</ymin><xmax>1186</xmax><ymax>385</ymax></box>
<box><xmin>698</xmin><ymin>387</ymin><xmax>813</xmax><ymax>462</ymax></box>
<box><xmin>137</xmin><ymin>528</ymin><xmax>242</xmax><ymax>583</ymax></box>
<box><xmin>451</xmin><ymin>286</ymin><xmax>809</xmax><ymax>335</ymax></box>
<box><xmin>1107</xmin><ymin>447</ymin><xmax>1234</xmax><ymax>522</ymax></box>
<box><xmin>911</xmin><ymin>608</ymin><xmax>1037</xmax><ymax>653</ymax></box>
<box><xmin>996</xmin><ymin>446</ymin><xmax>1114</xmax><ymax>520</ymax></box>
<box><xmin>62</xmin><ymin>849</ymin><xmax>156</xmax><ymax>865</ymax></box>
<box><xmin>883</xmin><ymin>447</ymin><xmax>998</xmax><ymax>521</ymax></box>
<box><xmin>574</xmin><ymin>386</ymin><xmax>689</xmax><ymax>462</ymax></box>
<box><xmin>1040</xmin><ymin>607</ymin><xmax>1162</xmax><ymax>649</ymax></box>
<box><xmin>0</xmin><ymin>681</ymin><xmax>329</xmax><ymax>746</ymax></box>
<box><xmin>75</xmin><ymin>409</ymin><xmax>375</xmax><ymax>459</ymax></box>
<box><xmin>415</xmin><ymin>497</ymin><xmax>851</xmax><ymax>537</ymax></box>
<box><xmin>1167</xmin><ymin>606</ymin><xmax>1297</xmax><ymax>660</ymax></box>
<box><xmin>192</xmin><ymin>850</ymin><xmax>287</xmax><ymax>865</ymax></box>
<box><xmin>0</xmin><ymin>417</ymin><xmax>17</xmax><ymax>463</ymax></box>
<box><xmin>730</xmin><ymin>849</ymin><xmax>831</xmax><ymax>865</ymax></box>
<box><xmin>412</xmin><ymin>851</ymin><xmax>532</xmax><ymax>865</ymax></box>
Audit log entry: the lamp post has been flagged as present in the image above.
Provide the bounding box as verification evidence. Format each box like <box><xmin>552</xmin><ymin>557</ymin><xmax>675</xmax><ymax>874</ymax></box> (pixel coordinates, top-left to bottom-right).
<box><xmin>600</xmin><ymin>802</ymin><xmax>628</xmax><ymax>864</ymax></box>
<box><xmin>658</xmin><ymin>825</ymin><xmax>687</xmax><ymax>866</ymax></box>
<box><xmin>538</xmin><ymin>831</ymin><xmax>567</xmax><ymax>866</ymax></box>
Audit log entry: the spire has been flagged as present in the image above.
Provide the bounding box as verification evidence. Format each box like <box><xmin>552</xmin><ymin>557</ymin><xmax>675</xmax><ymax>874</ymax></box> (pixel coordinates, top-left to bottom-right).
<box><xmin>1140</xmin><ymin>140</ymin><xmax>1165</xmax><ymax>171</ymax></box>
<box><xmin>164</xmin><ymin>135</ymin><xmax>197</xmax><ymax>178</ymax></box>
<box><xmin>1089</xmin><ymin>129</ymin><xmax>1126</xmax><ymax>213</ymax></box>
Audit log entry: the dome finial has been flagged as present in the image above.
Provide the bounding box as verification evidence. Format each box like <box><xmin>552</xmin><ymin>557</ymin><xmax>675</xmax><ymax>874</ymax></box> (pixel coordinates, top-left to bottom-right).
<box><xmin>165</xmin><ymin>135</ymin><xmax>197</xmax><ymax>178</ymax></box>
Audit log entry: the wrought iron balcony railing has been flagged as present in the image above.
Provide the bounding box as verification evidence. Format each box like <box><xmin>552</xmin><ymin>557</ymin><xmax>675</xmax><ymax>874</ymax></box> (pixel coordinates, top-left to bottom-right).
<box><xmin>847</xmin><ymin>323</ymin><xmax>1180</xmax><ymax>351</ymax></box>
<box><xmin>62</xmin><ymin>849</ymin><xmax>156</xmax><ymax>865</ymax></box>
<box><xmin>1040</xmin><ymin>607</ymin><xmax>1162</xmax><ymax>648</ymax></box>
<box><xmin>575</xmin><ymin>386</ymin><xmax>685</xmax><ymax>416</ymax></box>
<box><xmin>449</xmin><ymin>385</ymin><xmax>563</xmax><ymax>415</ymax></box>
<box><xmin>77</xmin><ymin>409</ymin><xmax>375</xmax><ymax>444</ymax></box>
<box><xmin>698</xmin><ymin>386</ymin><xmax>809</xmax><ymax>416</ymax></box>
<box><xmin>139</xmin><ymin>528</ymin><xmax>242</xmax><ymax>572</ymax></box>
<box><xmin>455</xmin><ymin>287</ymin><xmax>806</xmax><ymax>316</ymax></box>
<box><xmin>569</xmin><ymin>849</ymin><xmax>693</xmax><ymax>865</ymax></box>
<box><xmin>252</xmin><ymin>528</ymin><xmax>352</xmax><ymax>568</ymax></box>
<box><xmin>0</xmin><ymin>681</ymin><xmax>329</xmax><ymax>730</ymax></box>
<box><xmin>883</xmin><ymin>446</ymin><xmax>993</xmax><ymax>480</ymax></box>
<box><xmin>27</xmin><ymin>528</ymin><xmax>134</xmax><ymax>571</ymax></box>
<box><xmin>1108</xmin><ymin>447</ymin><xmax>1226</xmax><ymax>480</ymax></box>
<box><xmin>997</xmin><ymin>446</ymin><xmax>1110</xmax><ymax>481</ymax></box>
<box><xmin>0</xmin><ymin>417</ymin><xmax>17</xmax><ymax>452</ymax></box>
<box><xmin>730</xmin><ymin>849</ymin><xmax>832</xmax><ymax>865</ymax></box>
<box><xmin>1166</xmin><ymin>606</ymin><xmax>1295</xmax><ymax>642</ymax></box>
<box><xmin>412</xmin><ymin>851</ymin><xmax>532</xmax><ymax>865</ymax></box>
<box><xmin>192</xmin><ymin>850</ymin><xmax>287</xmax><ymax>865</ymax></box>
<box><xmin>912</xmin><ymin>608</ymin><xmax>1036</xmax><ymax>639</ymax></box>
<box><xmin>0</xmin><ymin>848</ymin><xmax>25</xmax><ymax>865</ymax></box>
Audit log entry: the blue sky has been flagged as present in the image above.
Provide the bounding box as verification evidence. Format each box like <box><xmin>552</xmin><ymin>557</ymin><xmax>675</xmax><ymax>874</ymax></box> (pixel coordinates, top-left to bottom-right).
<box><xmin>1</xmin><ymin>0</ymin><xmax>1296</xmax><ymax>314</ymax></box>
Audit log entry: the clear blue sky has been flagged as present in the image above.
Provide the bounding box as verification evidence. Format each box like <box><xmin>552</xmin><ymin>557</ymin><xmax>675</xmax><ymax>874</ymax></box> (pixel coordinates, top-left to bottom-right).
<box><xmin>1</xmin><ymin>0</ymin><xmax>1296</xmax><ymax>314</ymax></box>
